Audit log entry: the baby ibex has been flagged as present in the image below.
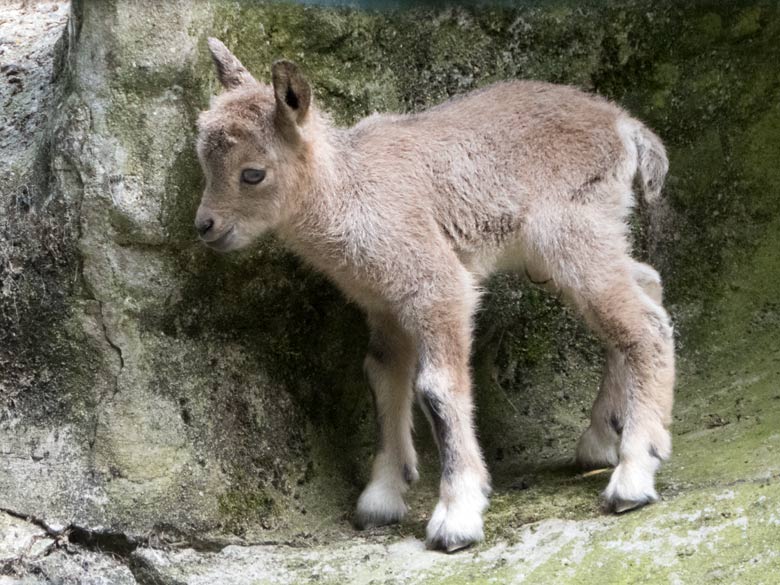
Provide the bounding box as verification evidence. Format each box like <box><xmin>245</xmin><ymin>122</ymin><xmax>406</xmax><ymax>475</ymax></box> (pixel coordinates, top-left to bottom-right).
<box><xmin>195</xmin><ymin>38</ymin><xmax>674</xmax><ymax>552</ymax></box>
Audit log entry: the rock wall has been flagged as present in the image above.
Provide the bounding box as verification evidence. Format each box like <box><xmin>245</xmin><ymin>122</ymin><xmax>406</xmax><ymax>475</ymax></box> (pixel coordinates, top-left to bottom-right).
<box><xmin>1</xmin><ymin>0</ymin><xmax>778</xmax><ymax>558</ymax></box>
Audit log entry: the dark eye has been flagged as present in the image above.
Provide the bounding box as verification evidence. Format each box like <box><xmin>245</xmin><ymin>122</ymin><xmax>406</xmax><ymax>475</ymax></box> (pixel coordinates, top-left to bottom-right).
<box><xmin>241</xmin><ymin>168</ymin><xmax>266</xmax><ymax>185</ymax></box>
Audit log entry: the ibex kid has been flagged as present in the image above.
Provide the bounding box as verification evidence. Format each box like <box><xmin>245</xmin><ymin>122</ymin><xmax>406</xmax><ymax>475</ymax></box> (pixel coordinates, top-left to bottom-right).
<box><xmin>195</xmin><ymin>38</ymin><xmax>674</xmax><ymax>552</ymax></box>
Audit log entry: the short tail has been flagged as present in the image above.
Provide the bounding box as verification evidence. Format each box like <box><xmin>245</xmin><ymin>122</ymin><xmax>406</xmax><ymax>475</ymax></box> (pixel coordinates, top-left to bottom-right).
<box><xmin>633</xmin><ymin>123</ymin><xmax>668</xmax><ymax>202</ymax></box>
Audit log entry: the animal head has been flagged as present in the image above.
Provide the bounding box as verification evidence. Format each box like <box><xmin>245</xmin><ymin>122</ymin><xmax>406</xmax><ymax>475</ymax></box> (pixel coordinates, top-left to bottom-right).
<box><xmin>194</xmin><ymin>38</ymin><xmax>314</xmax><ymax>252</ymax></box>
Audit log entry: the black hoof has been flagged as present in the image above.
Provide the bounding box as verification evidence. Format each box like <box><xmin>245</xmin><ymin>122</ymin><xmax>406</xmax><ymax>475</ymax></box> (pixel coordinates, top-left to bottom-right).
<box><xmin>353</xmin><ymin>511</ymin><xmax>403</xmax><ymax>531</ymax></box>
<box><xmin>602</xmin><ymin>493</ymin><xmax>657</xmax><ymax>514</ymax></box>
<box><xmin>426</xmin><ymin>533</ymin><xmax>478</xmax><ymax>553</ymax></box>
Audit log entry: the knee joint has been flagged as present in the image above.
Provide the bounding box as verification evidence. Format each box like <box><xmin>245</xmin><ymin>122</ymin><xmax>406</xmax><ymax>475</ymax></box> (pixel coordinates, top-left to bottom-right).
<box><xmin>414</xmin><ymin>368</ymin><xmax>452</xmax><ymax>415</ymax></box>
<box><xmin>414</xmin><ymin>369</ymin><xmax>452</xmax><ymax>458</ymax></box>
<box><xmin>363</xmin><ymin>352</ymin><xmax>382</xmax><ymax>378</ymax></box>
<box><xmin>367</xmin><ymin>336</ymin><xmax>389</xmax><ymax>365</ymax></box>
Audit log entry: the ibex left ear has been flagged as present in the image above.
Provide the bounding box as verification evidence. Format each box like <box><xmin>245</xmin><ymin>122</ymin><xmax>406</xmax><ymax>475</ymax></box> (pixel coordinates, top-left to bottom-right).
<box><xmin>272</xmin><ymin>60</ymin><xmax>311</xmax><ymax>129</ymax></box>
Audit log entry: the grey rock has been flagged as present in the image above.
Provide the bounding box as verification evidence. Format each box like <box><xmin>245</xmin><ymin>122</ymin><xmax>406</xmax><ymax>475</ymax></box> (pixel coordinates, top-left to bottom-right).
<box><xmin>1</xmin><ymin>1</ymin><xmax>780</xmax><ymax>583</ymax></box>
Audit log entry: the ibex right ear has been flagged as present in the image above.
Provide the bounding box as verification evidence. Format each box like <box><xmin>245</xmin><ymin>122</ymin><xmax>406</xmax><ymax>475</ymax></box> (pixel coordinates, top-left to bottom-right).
<box><xmin>272</xmin><ymin>60</ymin><xmax>312</xmax><ymax>130</ymax></box>
<box><xmin>207</xmin><ymin>37</ymin><xmax>257</xmax><ymax>90</ymax></box>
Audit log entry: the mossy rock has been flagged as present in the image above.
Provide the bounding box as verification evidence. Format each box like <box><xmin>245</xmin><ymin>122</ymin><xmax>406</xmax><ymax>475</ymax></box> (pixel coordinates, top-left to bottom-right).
<box><xmin>1</xmin><ymin>5</ymin><xmax>778</xmax><ymax>576</ymax></box>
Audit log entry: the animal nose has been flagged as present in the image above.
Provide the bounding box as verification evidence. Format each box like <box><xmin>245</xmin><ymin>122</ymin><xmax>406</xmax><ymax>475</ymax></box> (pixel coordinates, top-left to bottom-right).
<box><xmin>196</xmin><ymin>217</ymin><xmax>214</xmax><ymax>237</ymax></box>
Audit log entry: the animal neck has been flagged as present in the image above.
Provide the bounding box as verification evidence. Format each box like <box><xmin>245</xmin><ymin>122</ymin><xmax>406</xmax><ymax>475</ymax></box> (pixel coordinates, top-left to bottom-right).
<box><xmin>276</xmin><ymin>115</ymin><xmax>350</xmax><ymax>245</ymax></box>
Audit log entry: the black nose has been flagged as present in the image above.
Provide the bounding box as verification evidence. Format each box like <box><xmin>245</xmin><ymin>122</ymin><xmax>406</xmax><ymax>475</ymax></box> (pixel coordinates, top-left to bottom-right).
<box><xmin>196</xmin><ymin>218</ymin><xmax>214</xmax><ymax>237</ymax></box>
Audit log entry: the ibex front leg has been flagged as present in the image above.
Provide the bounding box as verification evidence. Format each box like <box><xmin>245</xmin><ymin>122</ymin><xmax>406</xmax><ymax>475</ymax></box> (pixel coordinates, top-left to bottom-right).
<box><xmin>410</xmin><ymin>293</ymin><xmax>491</xmax><ymax>552</ymax></box>
<box><xmin>355</xmin><ymin>313</ymin><xmax>418</xmax><ymax>528</ymax></box>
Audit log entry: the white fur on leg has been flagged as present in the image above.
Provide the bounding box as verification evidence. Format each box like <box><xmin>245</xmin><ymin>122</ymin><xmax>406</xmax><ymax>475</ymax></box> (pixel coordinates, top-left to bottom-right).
<box><xmin>355</xmin><ymin>479</ymin><xmax>408</xmax><ymax>528</ymax></box>
<box><xmin>426</xmin><ymin>472</ymin><xmax>489</xmax><ymax>552</ymax></box>
<box><xmin>603</xmin><ymin>421</ymin><xmax>671</xmax><ymax>513</ymax></box>
<box><xmin>576</xmin><ymin>425</ymin><xmax>619</xmax><ymax>469</ymax></box>
<box><xmin>631</xmin><ymin>262</ymin><xmax>663</xmax><ymax>305</ymax></box>
<box><xmin>354</xmin><ymin>452</ymin><xmax>413</xmax><ymax>529</ymax></box>
<box><xmin>602</xmin><ymin>455</ymin><xmax>660</xmax><ymax>513</ymax></box>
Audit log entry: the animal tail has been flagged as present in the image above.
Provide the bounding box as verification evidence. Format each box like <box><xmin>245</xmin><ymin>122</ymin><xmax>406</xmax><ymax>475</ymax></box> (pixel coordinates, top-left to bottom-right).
<box><xmin>633</xmin><ymin>122</ymin><xmax>668</xmax><ymax>203</ymax></box>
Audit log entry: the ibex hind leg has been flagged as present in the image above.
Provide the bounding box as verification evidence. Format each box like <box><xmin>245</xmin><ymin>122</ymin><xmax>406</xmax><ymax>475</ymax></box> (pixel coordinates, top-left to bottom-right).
<box><xmin>531</xmin><ymin>211</ymin><xmax>674</xmax><ymax>513</ymax></box>
<box><xmin>575</xmin><ymin>261</ymin><xmax>666</xmax><ymax>470</ymax></box>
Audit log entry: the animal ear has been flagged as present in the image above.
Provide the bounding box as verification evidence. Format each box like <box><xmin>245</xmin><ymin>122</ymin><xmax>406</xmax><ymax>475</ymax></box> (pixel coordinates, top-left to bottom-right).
<box><xmin>207</xmin><ymin>37</ymin><xmax>257</xmax><ymax>90</ymax></box>
<box><xmin>272</xmin><ymin>60</ymin><xmax>311</xmax><ymax>129</ymax></box>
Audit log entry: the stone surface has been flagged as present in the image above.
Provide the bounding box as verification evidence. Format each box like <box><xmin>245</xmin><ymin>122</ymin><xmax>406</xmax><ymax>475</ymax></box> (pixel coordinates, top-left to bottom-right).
<box><xmin>0</xmin><ymin>510</ymin><xmax>136</xmax><ymax>584</ymax></box>
<box><xmin>0</xmin><ymin>513</ymin><xmax>54</xmax><ymax>564</ymax></box>
<box><xmin>0</xmin><ymin>0</ymin><xmax>779</xmax><ymax>583</ymax></box>
<box><xmin>132</xmin><ymin>479</ymin><xmax>780</xmax><ymax>584</ymax></box>
<box><xmin>2</xmin><ymin>544</ymin><xmax>138</xmax><ymax>585</ymax></box>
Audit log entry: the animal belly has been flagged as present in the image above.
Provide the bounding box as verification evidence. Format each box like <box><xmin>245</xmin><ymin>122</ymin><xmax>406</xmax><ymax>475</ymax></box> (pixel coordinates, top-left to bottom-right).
<box><xmin>458</xmin><ymin>237</ymin><xmax>555</xmax><ymax>291</ymax></box>
<box><xmin>455</xmin><ymin>239</ymin><xmax>527</xmax><ymax>282</ymax></box>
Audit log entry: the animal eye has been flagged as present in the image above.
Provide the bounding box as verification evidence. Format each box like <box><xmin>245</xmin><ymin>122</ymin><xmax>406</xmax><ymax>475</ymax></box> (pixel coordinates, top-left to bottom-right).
<box><xmin>241</xmin><ymin>168</ymin><xmax>266</xmax><ymax>185</ymax></box>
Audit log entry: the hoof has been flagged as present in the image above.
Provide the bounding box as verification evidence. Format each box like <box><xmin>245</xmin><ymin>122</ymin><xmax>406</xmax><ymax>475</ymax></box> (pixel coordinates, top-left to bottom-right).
<box><xmin>601</xmin><ymin>460</ymin><xmax>659</xmax><ymax>515</ymax></box>
<box><xmin>425</xmin><ymin>497</ymin><xmax>486</xmax><ymax>553</ymax></box>
<box><xmin>427</xmin><ymin>533</ymin><xmax>478</xmax><ymax>553</ymax></box>
<box><xmin>354</xmin><ymin>482</ymin><xmax>407</xmax><ymax>530</ymax></box>
<box><xmin>602</xmin><ymin>492</ymin><xmax>658</xmax><ymax>514</ymax></box>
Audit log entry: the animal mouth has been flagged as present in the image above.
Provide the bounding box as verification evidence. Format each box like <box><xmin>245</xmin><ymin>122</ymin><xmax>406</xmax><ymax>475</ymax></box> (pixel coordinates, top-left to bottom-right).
<box><xmin>204</xmin><ymin>225</ymin><xmax>235</xmax><ymax>251</ymax></box>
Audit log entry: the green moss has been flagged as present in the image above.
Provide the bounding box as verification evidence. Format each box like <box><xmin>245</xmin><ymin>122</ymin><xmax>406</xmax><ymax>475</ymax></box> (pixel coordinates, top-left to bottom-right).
<box><xmin>163</xmin><ymin>142</ymin><xmax>205</xmax><ymax>243</ymax></box>
<box><xmin>694</xmin><ymin>12</ymin><xmax>724</xmax><ymax>43</ymax></box>
<box><xmin>731</xmin><ymin>5</ymin><xmax>763</xmax><ymax>38</ymax></box>
<box><xmin>738</xmin><ymin>103</ymin><xmax>780</xmax><ymax>196</ymax></box>
<box><xmin>218</xmin><ymin>484</ymin><xmax>279</xmax><ymax>535</ymax></box>
<box><xmin>652</xmin><ymin>62</ymin><xmax>679</xmax><ymax>87</ymax></box>
<box><xmin>1</xmin><ymin>303</ymin><xmax>108</xmax><ymax>434</ymax></box>
<box><xmin>524</xmin><ymin>482</ymin><xmax>780</xmax><ymax>584</ymax></box>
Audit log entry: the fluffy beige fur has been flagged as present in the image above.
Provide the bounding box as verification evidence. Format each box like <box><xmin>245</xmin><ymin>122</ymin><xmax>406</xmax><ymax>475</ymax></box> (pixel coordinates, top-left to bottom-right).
<box><xmin>195</xmin><ymin>38</ymin><xmax>674</xmax><ymax>552</ymax></box>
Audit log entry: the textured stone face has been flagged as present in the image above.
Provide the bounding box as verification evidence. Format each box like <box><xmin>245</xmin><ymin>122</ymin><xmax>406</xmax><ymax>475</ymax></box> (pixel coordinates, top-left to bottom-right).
<box><xmin>1</xmin><ymin>2</ymin><xmax>779</xmax><ymax>579</ymax></box>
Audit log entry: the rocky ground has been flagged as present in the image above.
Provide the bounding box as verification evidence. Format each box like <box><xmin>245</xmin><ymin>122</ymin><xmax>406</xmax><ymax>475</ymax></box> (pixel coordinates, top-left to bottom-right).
<box><xmin>1</xmin><ymin>1</ymin><xmax>779</xmax><ymax>583</ymax></box>
<box><xmin>3</xmin><ymin>358</ymin><xmax>778</xmax><ymax>584</ymax></box>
